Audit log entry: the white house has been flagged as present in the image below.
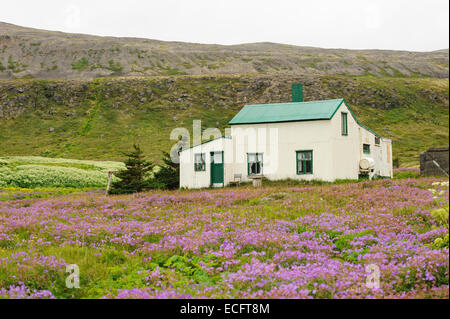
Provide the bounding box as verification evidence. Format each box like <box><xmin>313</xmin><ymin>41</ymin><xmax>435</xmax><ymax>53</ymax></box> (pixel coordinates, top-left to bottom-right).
<box><xmin>179</xmin><ymin>84</ymin><xmax>393</xmax><ymax>189</ymax></box>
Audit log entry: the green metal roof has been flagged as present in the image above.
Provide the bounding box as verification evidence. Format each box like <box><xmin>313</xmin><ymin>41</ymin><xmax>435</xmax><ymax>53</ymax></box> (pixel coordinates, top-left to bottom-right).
<box><xmin>229</xmin><ymin>99</ymin><xmax>345</xmax><ymax>125</ymax></box>
<box><xmin>228</xmin><ymin>98</ymin><xmax>382</xmax><ymax>137</ymax></box>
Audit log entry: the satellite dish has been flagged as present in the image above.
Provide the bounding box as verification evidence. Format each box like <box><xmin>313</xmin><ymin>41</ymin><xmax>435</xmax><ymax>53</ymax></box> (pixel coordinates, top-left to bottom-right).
<box><xmin>359</xmin><ymin>157</ymin><xmax>375</xmax><ymax>170</ymax></box>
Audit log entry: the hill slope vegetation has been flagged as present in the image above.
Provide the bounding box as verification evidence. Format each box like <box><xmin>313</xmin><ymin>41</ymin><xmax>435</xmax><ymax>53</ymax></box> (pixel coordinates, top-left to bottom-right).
<box><xmin>0</xmin><ymin>74</ymin><xmax>448</xmax><ymax>167</ymax></box>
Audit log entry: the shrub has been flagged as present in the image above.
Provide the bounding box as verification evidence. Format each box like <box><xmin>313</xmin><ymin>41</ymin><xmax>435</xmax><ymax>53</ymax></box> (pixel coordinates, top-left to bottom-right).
<box><xmin>0</xmin><ymin>165</ymin><xmax>109</xmax><ymax>188</ymax></box>
<box><xmin>109</xmin><ymin>144</ymin><xmax>154</xmax><ymax>194</ymax></box>
<box><xmin>433</xmin><ymin>234</ymin><xmax>449</xmax><ymax>249</ymax></box>
<box><xmin>71</xmin><ymin>57</ymin><xmax>89</xmax><ymax>71</ymax></box>
<box><xmin>106</xmin><ymin>60</ymin><xmax>123</xmax><ymax>74</ymax></box>
<box><xmin>152</xmin><ymin>151</ymin><xmax>179</xmax><ymax>190</ymax></box>
<box><xmin>431</xmin><ymin>206</ymin><xmax>449</xmax><ymax>227</ymax></box>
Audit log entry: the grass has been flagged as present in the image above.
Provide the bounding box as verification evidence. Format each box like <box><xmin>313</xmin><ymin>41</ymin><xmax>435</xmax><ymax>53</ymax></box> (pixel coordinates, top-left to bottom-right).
<box><xmin>393</xmin><ymin>168</ymin><xmax>421</xmax><ymax>179</ymax></box>
<box><xmin>0</xmin><ymin>186</ymin><xmax>102</xmax><ymax>201</ymax></box>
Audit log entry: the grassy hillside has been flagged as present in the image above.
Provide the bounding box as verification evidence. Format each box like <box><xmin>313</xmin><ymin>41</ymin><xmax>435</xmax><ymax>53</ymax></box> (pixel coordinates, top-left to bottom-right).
<box><xmin>0</xmin><ymin>74</ymin><xmax>448</xmax><ymax>167</ymax></box>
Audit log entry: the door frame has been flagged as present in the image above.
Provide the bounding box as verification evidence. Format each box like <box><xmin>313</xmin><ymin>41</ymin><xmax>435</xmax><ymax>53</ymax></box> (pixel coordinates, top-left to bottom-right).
<box><xmin>210</xmin><ymin>151</ymin><xmax>224</xmax><ymax>187</ymax></box>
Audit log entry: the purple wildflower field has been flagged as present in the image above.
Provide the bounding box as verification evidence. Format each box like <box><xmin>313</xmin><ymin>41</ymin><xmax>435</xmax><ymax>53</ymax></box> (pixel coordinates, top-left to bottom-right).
<box><xmin>0</xmin><ymin>177</ymin><xmax>448</xmax><ymax>299</ymax></box>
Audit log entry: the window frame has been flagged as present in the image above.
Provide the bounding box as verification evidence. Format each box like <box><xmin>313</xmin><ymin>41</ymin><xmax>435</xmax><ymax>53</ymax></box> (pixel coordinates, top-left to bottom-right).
<box><xmin>341</xmin><ymin>112</ymin><xmax>348</xmax><ymax>136</ymax></box>
<box><xmin>296</xmin><ymin>150</ymin><xmax>313</xmax><ymax>175</ymax></box>
<box><xmin>247</xmin><ymin>153</ymin><xmax>263</xmax><ymax>176</ymax></box>
<box><xmin>194</xmin><ymin>153</ymin><xmax>206</xmax><ymax>172</ymax></box>
<box><xmin>375</xmin><ymin>136</ymin><xmax>381</xmax><ymax>146</ymax></box>
<box><xmin>363</xmin><ymin>144</ymin><xmax>371</xmax><ymax>154</ymax></box>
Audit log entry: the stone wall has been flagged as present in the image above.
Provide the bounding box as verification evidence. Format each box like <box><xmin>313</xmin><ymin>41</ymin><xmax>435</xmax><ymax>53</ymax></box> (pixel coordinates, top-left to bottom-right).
<box><xmin>420</xmin><ymin>147</ymin><xmax>449</xmax><ymax>176</ymax></box>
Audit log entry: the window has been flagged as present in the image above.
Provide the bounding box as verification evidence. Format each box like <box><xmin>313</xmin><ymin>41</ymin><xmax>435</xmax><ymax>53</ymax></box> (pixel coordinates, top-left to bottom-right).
<box><xmin>341</xmin><ymin>112</ymin><xmax>348</xmax><ymax>136</ymax></box>
<box><xmin>213</xmin><ymin>152</ymin><xmax>222</xmax><ymax>164</ymax></box>
<box><xmin>194</xmin><ymin>153</ymin><xmax>205</xmax><ymax>171</ymax></box>
<box><xmin>363</xmin><ymin>144</ymin><xmax>371</xmax><ymax>154</ymax></box>
<box><xmin>296</xmin><ymin>150</ymin><xmax>313</xmax><ymax>175</ymax></box>
<box><xmin>247</xmin><ymin>153</ymin><xmax>263</xmax><ymax>175</ymax></box>
<box><xmin>375</xmin><ymin>136</ymin><xmax>380</xmax><ymax>145</ymax></box>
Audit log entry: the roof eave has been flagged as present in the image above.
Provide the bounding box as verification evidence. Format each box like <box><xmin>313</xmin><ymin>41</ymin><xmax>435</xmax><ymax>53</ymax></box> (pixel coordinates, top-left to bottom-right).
<box><xmin>229</xmin><ymin>117</ymin><xmax>332</xmax><ymax>125</ymax></box>
<box><xmin>334</xmin><ymin>99</ymin><xmax>382</xmax><ymax>138</ymax></box>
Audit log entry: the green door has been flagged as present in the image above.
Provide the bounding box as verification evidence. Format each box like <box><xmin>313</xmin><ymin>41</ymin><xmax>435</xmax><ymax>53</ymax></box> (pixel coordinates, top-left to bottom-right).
<box><xmin>210</xmin><ymin>151</ymin><xmax>224</xmax><ymax>186</ymax></box>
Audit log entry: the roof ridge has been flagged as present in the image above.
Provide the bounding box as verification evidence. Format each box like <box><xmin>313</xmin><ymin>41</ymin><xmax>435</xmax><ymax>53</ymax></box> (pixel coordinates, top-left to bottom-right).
<box><xmin>244</xmin><ymin>98</ymin><xmax>344</xmax><ymax>107</ymax></box>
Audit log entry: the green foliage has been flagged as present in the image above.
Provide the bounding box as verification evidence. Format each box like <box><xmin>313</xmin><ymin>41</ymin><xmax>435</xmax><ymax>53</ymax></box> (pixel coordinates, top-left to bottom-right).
<box><xmin>431</xmin><ymin>206</ymin><xmax>449</xmax><ymax>227</ymax></box>
<box><xmin>152</xmin><ymin>151</ymin><xmax>179</xmax><ymax>190</ymax></box>
<box><xmin>0</xmin><ymin>165</ymin><xmax>109</xmax><ymax>188</ymax></box>
<box><xmin>330</xmin><ymin>230</ymin><xmax>375</xmax><ymax>263</ymax></box>
<box><xmin>72</xmin><ymin>57</ymin><xmax>89</xmax><ymax>71</ymax></box>
<box><xmin>394</xmin><ymin>169</ymin><xmax>421</xmax><ymax>179</ymax></box>
<box><xmin>433</xmin><ymin>234</ymin><xmax>449</xmax><ymax>249</ymax></box>
<box><xmin>0</xmin><ymin>186</ymin><xmax>97</xmax><ymax>201</ymax></box>
<box><xmin>0</xmin><ymin>156</ymin><xmax>124</xmax><ymax>171</ymax></box>
<box><xmin>163</xmin><ymin>255</ymin><xmax>218</xmax><ymax>284</ymax></box>
<box><xmin>261</xmin><ymin>177</ymin><xmax>358</xmax><ymax>187</ymax></box>
<box><xmin>7</xmin><ymin>56</ymin><xmax>22</xmax><ymax>73</ymax></box>
<box><xmin>393</xmin><ymin>157</ymin><xmax>400</xmax><ymax>168</ymax></box>
<box><xmin>109</xmin><ymin>144</ymin><xmax>154</xmax><ymax>194</ymax></box>
<box><xmin>0</xmin><ymin>156</ymin><xmax>124</xmax><ymax>189</ymax></box>
<box><xmin>106</xmin><ymin>60</ymin><xmax>123</xmax><ymax>75</ymax></box>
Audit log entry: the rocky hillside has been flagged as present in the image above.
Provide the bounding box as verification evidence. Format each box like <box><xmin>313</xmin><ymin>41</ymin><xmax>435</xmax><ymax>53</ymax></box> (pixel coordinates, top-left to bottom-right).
<box><xmin>0</xmin><ymin>22</ymin><xmax>448</xmax><ymax>79</ymax></box>
<box><xmin>0</xmin><ymin>74</ymin><xmax>448</xmax><ymax>167</ymax></box>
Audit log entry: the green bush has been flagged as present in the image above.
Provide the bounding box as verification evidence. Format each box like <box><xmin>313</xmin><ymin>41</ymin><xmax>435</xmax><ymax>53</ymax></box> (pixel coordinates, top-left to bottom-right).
<box><xmin>106</xmin><ymin>60</ymin><xmax>123</xmax><ymax>74</ymax></box>
<box><xmin>433</xmin><ymin>234</ymin><xmax>449</xmax><ymax>249</ymax></box>
<box><xmin>0</xmin><ymin>156</ymin><xmax>125</xmax><ymax>189</ymax></box>
<box><xmin>152</xmin><ymin>151</ymin><xmax>179</xmax><ymax>190</ymax></box>
<box><xmin>431</xmin><ymin>206</ymin><xmax>449</xmax><ymax>227</ymax></box>
<box><xmin>109</xmin><ymin>144</ymin><xmax>154</xmax><ymax>194</ymax></box>
<box><xmin>72</xmin><ymin>57</ymin><xmax>89</xmax><ymax>71</ymax></box>
<box><xmin>0</xmin><ymin>165</ymin><xmax>111</xmax><ymax>188</ymax></box>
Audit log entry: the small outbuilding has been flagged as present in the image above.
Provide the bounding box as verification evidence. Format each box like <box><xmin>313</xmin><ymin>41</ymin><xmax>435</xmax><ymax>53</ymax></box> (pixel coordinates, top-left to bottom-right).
<box><xmin>420</xmin><ymin>147</ymin><xmax>449</xmax><ymax>176</ymax></box>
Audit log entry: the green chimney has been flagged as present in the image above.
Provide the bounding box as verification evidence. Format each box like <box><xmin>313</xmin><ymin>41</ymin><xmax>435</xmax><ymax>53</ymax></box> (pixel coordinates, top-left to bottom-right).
<box><xmin>292</xmin><ymin>83</ymin><xmax>303</xmax><ymax>102</ymax></box>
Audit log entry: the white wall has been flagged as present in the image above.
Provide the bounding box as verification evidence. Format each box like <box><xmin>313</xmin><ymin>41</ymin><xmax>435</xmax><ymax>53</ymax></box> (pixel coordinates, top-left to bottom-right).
<box><xmin>330</xmin><ymin>101</ymin><xmax>393</xmax><ymax>179</ymax></box>
<box><xmin>230</xmin><ymin>119</ymin><xmax>336</xmax><ymax>182</ymax></box>
<box><xmin>179</xmin><ymin>137</ymin><xmax>232</xmax><ymax>189</ymax></box>
<box><xmin>330</xmin><ymin>102</ymin><xmax>361</xmax><ymax>179</ymax></box>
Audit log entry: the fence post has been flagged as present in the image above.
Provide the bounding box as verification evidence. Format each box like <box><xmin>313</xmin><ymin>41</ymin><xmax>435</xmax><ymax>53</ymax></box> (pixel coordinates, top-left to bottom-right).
<box><xmin>105</xmin><ymin>171</ymin><xmax>118</xmax><ymax>195</ymax></box>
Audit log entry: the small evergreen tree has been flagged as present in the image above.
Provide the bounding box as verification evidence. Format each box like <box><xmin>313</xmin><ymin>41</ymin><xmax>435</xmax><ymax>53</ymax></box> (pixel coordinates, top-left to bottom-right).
<box><xmin>393</xmin><ymin>157</ymin><xmax>400</xmax><ymax>168</ymax></box>
<box><xmin>152</xmin><ymin>151</ymin><xmax>180</xmax><ymax>190</ymax></box>
<box><xmin>109</xmin><ymin>144</ymin><xmax>154</xmax><ymax>194</ymax></box>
